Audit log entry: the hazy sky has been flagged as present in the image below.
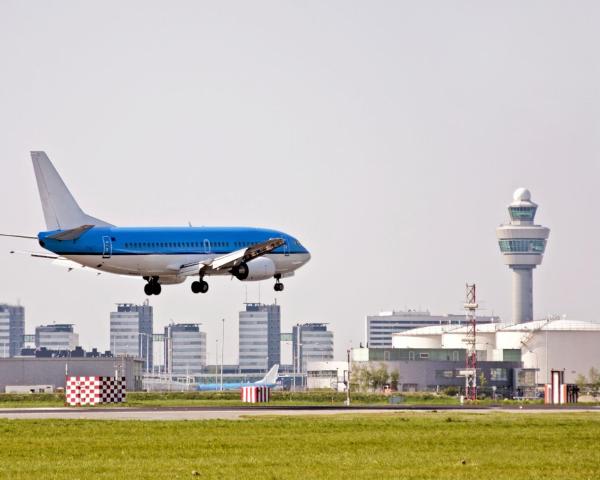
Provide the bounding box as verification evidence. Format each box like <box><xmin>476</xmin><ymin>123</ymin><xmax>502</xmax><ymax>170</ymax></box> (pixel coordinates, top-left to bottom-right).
<box><xmin>1</xmin><ymin>1</ymin><xmax>599</xmax><ymax>364</ymax></box>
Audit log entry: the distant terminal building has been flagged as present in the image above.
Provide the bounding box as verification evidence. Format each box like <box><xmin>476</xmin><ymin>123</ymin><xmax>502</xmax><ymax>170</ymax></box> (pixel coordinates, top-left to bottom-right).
<box><xmin>366</xmin><ymin>310</ymin><xmax>499</xmax><ymax>348</ymax></box>
<box><xmin>110</xmin><ymin>301</ymin><xmax>153</xmax><ymax>370</ymax></box>
<box><xmin>496</xmin><ymin>188</ymin><xmax>550</xmax><ymax>323</ymax></box>
<box><xmin>239</xmin><ymin>303</ymin><xmax>280</xmax><ymax>373</ymax></box>
<box><xmin>35</xmin><ymin>324</ymin><xmax>79</xmax><ymax>351</ymax></box>
<box><xmin>0</xmin><ymin>304</ymin><xmax>25</xmax><ymax>358</ymax></box>
<box><xmin>293</xmin><ymin>323</ymin><xmax>334</xmax><ymax>373</ymax></box>
<box><xmin>164</xmin><ymin>323</ymin><xmax>207</xmax><ymax>376</ymax></box>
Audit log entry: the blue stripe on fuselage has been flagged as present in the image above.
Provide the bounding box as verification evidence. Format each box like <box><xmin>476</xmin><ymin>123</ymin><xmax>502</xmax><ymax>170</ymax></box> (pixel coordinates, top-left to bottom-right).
<box><xmin>38</xmin><ymin>226</ymin><xmax>309</xmax><ymax>257</ymax></box>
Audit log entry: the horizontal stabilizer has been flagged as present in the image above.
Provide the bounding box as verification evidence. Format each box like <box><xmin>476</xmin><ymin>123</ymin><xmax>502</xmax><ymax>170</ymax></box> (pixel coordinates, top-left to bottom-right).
<box><xmin>0</xmin><ymin>233</ymin><xmax>37</xmax><ymax>240</ymax></box>
<box><xmin>47</xmin><ymin>224</ymin><xmax>94</xmax><ymax>241</ymax></box>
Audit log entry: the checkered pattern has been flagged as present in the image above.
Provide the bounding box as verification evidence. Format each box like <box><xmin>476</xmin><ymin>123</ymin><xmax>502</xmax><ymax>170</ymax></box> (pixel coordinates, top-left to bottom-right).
<box><xmin>241</xmin><ymin>386</ymin><xmax>270</xmax><ymax>403</ymax></box>
<box><xmin>66</xmin><ymin>376</ymin><xmax>126</xmax><ymax>406</ymax></box>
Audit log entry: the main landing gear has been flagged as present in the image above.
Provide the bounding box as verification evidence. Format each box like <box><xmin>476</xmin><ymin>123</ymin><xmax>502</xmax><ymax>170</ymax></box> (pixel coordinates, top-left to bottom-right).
<box><xmin>191</xmin><ymin>277</ymin><xmax>209</xmax><ymax>294</ymax></box>
<box><xmin>143</xmin><ymin>276</ymin><xmax>162</xmax><ymax>296</ymax></box>
<box><xmin>274</xmin><ymin>274</ymin><xmax>284</xmax><ymax>292</ymax></box>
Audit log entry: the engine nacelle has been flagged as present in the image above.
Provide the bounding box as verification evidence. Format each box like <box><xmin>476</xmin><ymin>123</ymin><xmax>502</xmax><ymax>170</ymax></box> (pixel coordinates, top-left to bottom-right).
<box><xmin>240</xmin><ymin>257</ymin><xmax>276</xmax><ymax>281</ymax></box>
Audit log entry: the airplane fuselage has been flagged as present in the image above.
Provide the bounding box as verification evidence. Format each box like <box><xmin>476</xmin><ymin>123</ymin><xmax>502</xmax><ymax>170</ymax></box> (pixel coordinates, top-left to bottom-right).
<box><xmin>38</xmin><ymin>225</ymin><xmax>310</xmax><ymax>282</ymax></box>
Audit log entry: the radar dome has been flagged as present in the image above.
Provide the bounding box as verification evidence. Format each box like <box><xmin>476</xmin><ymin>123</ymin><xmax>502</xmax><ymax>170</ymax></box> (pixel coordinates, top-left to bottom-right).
<box><xmin>513</xmin><ymin>188</ymin><xmax>531</xmax><ymax>202</ymax></box>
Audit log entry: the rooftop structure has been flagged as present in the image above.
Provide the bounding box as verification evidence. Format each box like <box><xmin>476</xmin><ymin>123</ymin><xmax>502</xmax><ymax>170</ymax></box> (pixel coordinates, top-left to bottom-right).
<box><xmin>496</xmin><ymin>188</ymin><xmax>550</xmax><ymax>323</ymax></box>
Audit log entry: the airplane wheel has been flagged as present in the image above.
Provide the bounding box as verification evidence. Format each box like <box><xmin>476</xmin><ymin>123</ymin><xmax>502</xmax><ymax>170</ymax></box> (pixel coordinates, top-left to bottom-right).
<box><xmin>200</xmin><ymin>280</ymin><xmax>209</xmax><ymax>293</ymax></box>
<box><xmin>274</xmin><ymin>283</ymin><xmax>284</xmax><ymax>292</ymax></box>
<box><xmin>191</xmin><ymin>281</ymin><xmax>201</xmax><ymax>294</ymax></box>
<box><xmin>144</xmin><ymin>283</ymin><xmax>154</xmax><ymax>296</ymax></box>
<box><xmin>152</xmin><ymin>283</ymin><xmax>162</xmax><ymax>295</ymax></box>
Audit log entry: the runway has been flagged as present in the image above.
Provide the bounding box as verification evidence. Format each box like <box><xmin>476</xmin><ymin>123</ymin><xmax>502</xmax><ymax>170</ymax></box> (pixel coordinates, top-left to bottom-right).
<box><xmin>0</xmin><ymin>405</ymin><xmax>597</xmax><ymax>420</ymax></box>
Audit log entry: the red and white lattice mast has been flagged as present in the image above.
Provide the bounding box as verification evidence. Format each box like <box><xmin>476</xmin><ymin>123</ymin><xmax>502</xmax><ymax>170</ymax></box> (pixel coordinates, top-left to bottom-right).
<box><xmin>463</xmin><ymin>284</ymin><xmax>478</xmax><ymax>401</ymax></box>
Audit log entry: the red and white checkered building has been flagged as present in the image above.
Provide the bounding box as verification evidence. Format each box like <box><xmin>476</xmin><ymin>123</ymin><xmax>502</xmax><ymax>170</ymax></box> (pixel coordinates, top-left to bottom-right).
<box><xmin>240</xmin><ymin>386</ymin><xmax>270</xmax><ymax>403</ymax></box>
<box><xmin>66</xmin><ymin>376</ymin><xmax>126</xmax><ymax>406</ymax></box>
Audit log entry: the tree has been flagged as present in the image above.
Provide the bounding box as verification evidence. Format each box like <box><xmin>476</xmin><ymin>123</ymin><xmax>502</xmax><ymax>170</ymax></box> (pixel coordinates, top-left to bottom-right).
<box><xmin>370</xmin><ymin>363</ymin><xmax>389</xmax><ymax>391</ymax></box>
<box><xmin>390</xmin><ymin>370</ymin><xmax>400</xmax><ymax>391</ymax></box>
<box><xmin>589</xmin><ymin>367</ymin><xmax>600</xmax><ymax>399</ymax></box>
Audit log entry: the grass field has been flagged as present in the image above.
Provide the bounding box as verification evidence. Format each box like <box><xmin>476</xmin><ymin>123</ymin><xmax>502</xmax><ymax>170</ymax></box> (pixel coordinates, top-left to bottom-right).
<box><xmin>0</xmin><ymin>391</ymin><xmax>546</xmax><ymax>408</ymax></box>
<box><xmin>0</xmin><ymin>412</ymin><xmax>598</xmax><ymax>479</ymax></box>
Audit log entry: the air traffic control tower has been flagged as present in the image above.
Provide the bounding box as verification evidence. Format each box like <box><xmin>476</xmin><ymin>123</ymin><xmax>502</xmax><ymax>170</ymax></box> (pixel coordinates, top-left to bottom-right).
<box><xmin>496</xmin><ymin>188</ymin><xmax>550</xmax><ymax>323</ymax></box>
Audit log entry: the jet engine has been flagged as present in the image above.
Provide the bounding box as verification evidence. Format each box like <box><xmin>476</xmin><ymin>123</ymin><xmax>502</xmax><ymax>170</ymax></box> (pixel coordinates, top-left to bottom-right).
<box><xmin>235</xmin><ymin>257</ymin><xmax>276</xmax><ymax>281</ymax></box>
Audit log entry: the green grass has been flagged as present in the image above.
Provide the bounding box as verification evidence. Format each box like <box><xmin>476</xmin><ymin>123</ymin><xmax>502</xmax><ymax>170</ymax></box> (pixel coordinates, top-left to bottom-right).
<box><xmin>0</xmin><ymin>391</ymin><xmax>545</xmax><ymax>408</ymax></box>
<box><xmin>0</xmin><ymin>413</ymin><xmax>598</xmax><ymax>479</ymax></box>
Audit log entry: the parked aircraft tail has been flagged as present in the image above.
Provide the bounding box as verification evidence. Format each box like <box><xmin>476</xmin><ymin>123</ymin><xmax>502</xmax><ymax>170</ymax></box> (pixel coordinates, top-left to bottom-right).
<box><xmin>255</xmin><ymin>364</ymin><xmax>279</xmax><ymax>385</ymax></box>
<box><xmin>31</xmin><ymin>151</ymin><xmax>113</xmax><ymax>230</ymax></box>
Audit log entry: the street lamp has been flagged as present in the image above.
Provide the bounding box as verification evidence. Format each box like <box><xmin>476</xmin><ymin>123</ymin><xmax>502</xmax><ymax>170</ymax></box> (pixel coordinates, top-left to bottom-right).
<box><xmin>220</xmin><ymin>318</ymin><xmax>225</xmax><ymax>391</ymax></box>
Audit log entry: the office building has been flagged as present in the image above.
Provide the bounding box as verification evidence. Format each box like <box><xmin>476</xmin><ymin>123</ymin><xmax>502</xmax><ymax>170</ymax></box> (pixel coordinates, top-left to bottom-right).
<box><xmin>496</xmin><ymin>188</ymin><xmax>550</xmax><ymax>323</ymax></box>
<box><xmin>239</xmin><ymin>303</ymin><xmax>280</xmax><ymax>372</ymax></box>
<box><xmin>0</xmin><ymin>304</ymin><xmax>25</xmax><ymax>358</ymax></box>
<box><xmin>110</xmin><ymin>301</ymin><xmax>153</xmax><ymax>370</ymax></box>
<box><xmin>35</xmin><ymin>324</ymin><xmax>79</xmax><ymax>351</ymax></box>
<box><xmin>164</xmin><ymin>323</ymin><xmax>207</xmax><ymax>376</ymax></box>
<box><xmin>293</xmin><ymin>323</ymin><xmax>334</xmax><ymax>373</ymax></box>
<box><xmin>366</xmin><ymin>310</ymin><xmax>499</xmax><ymax>348</ymax></box>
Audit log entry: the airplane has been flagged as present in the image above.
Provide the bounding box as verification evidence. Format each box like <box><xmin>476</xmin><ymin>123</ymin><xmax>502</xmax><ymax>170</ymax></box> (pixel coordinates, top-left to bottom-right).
<box><xmin>196</xmin><ymin>364</ymin><xmax>279</xmax><ymax>391</ymax></box>
<box><xmin>1</xmin><ymin>152</ymin><xmax>311</xmax><ymax>295</ymax></box>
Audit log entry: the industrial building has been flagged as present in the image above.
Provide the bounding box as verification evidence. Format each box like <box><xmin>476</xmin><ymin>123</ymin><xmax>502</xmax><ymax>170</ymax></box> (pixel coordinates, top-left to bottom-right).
<box><xmin>392</xmin><ymin>318</ymin><xmax>600</xmax><ymax>384</ymax></box>
<box><xmin>306</xmin><ymin>360</ymin><xmax>348</xmax><ymax>391</ymax></box>
<box><xmin>110</xmin><ymin>301</ymin><xmax>153</xmax><ymax>370</ymax></box>
<box><xmin>351</xmin><ymin>347</ymin><xmax>530</xmax><ymax>395</ymax></box>
<box><xmin>293</xmin><ymin>323</ymin><xmax>334</xmax><ymax>373</ymax></box>
<box><xmin>164</xmin><ymin>323</ymin><xmax>207</xmax><ymax>376</ymax></box>
<box><xmin>0</xmin><ymin>356</ymin><xmax>143</xmax><ymax>392</ymax></box>
<box><xmin>35</xmin><ymin>324</ymin><xmax>79</xmax><ymax>351</ymax></box>
<box><xmin>365</xmin><ymin>310</ymin><xmax>499</xmax><ymax>348</ymax></box>
<box><xmin>239</xmin><ymin>303</ymin><xmax>280</xmax><ymax>372</ymax></box>
<box><xmin>496</xmin><ymin>188</ymin><xmax>550</xmax><ymax>323</ymax></box>
<box><xmin>0</xmin><ymin>304</ymin><xmax>25</xmax><ymax>357</ymax></box>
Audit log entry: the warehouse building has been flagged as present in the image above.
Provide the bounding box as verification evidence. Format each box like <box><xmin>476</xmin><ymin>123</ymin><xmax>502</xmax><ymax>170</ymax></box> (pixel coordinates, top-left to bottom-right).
<box><xmin>392</xmin><ymin>318</ymin><xmax>600</xmax><ymax>384</ymax></box>
<box><xmin>0</xmin><ymin>356</ymin><xmax>143</xmax><ymax>392</ymax></box>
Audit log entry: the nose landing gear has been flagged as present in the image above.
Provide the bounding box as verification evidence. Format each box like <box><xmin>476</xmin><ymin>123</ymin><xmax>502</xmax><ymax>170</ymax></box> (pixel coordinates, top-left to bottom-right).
<box><xmin>143</xmin><ymin>276</ymin><xmax>162</xmax><ymax>296</ymax></box>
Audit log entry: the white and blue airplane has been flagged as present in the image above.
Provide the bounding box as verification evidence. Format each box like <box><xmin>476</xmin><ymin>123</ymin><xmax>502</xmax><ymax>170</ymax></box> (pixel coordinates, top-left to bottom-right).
<box><xmin>197</xmin><ymin>364</ymin><xmax>279</xmax><ymax>391</ymax></box>
<box><xmin>2</xmin><ymin>152</ymin><xmax>311</xmax><ymax>295</ymax></box>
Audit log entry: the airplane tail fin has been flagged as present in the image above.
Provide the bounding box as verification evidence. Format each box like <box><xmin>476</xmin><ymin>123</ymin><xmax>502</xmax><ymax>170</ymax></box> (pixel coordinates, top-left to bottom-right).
<box><xmin>31</xmin><ymin>151</ymin><xmax>113</xmax><ymax>230</ymax></box>
<box><xmin>256</xmin><ymin>364</ymin><xmax>279</xmax><ymax>385</ymax></box>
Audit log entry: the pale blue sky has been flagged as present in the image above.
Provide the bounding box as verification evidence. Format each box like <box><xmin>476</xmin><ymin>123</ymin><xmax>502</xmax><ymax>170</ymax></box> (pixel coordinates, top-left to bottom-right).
<box><xmin>1</xmin><ymin>1</ymin><xmax>599</xmax><ymax>363</ymax></box>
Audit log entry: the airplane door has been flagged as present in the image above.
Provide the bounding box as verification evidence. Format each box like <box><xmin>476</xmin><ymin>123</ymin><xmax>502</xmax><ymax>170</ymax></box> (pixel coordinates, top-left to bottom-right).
<box><xmin>283</xmin><ymin>240</ymin><xmax>289</xmax><ymax>257</ymax></box>
<box><xmin>203</xmin><ymin>239</ymin><xmax>211</xmax><ymax>254</ymax></box>
<box><xmin>102</xmin><ymin>236</ymin><xmax>112</xmax><ymax>259</ymax></box>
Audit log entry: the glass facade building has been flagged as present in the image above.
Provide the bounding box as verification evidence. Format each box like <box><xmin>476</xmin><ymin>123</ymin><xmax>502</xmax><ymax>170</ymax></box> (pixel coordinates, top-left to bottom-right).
<box><xmin>0</xmin><ymin>304</ymin><xmax>25</xmax><ymax>358</ymax></box>
<box><xmin>293</xmin><ymin>323</ymin><xmax>334</xmax><ymax>373</ymax></box>
<box><xmin>110</xmin><ymin>301</ymin><xmax>153</xmax><ymax>370</ymax></box>
<box><xmin>239</xmin><ymin>303</ymin><xmax>280</xmax><ymax>372</ymax></box>
<box><xmin>164</xmin><ymin>323</ymin><xmax>206</xmax><ymax>376</ymax></box>
<box><xmin>35</xmin><ymin>324</ymin><xmax>79</xmax><ymax>351</ymax></box>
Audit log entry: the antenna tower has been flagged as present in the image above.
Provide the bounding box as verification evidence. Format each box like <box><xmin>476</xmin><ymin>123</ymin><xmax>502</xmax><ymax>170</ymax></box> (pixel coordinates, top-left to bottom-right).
<box><xmin>464</xmin><ymin>284</ymin><xmax>478</xmax><ymax>401</ymax></box>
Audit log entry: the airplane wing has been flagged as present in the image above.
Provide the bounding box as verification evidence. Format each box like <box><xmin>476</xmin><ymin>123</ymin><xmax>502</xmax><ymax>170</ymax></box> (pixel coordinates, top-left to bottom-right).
<box><xmin>0</xmin><ymin>233</ymin><xmax>38</xmax><ymax>240</ymax></box>
<box><xmin>170</xmin><ymin>237</ymin><xmax>285</xmax><ymax>276</ymax></box>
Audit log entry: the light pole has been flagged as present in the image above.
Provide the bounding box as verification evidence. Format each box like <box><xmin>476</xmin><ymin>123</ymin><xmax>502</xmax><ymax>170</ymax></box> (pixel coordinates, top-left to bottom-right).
<box><xmin>220</xmin><ymin>318</ymin><xmax>225</xmax><ymax>391</ymax></box>
<box><xmin>346</xmin><ymin>348</ymin><xmax>351</xmax><ymax>406</ymax></box>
